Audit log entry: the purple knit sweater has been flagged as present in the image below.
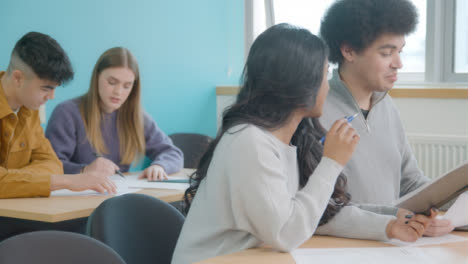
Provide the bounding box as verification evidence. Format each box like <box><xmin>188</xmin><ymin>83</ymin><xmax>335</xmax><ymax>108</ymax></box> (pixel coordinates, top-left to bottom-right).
<box><xmin>45</xmin><ymin>99</ymin><xmax>183</xmax><ymax>174</ymax></box>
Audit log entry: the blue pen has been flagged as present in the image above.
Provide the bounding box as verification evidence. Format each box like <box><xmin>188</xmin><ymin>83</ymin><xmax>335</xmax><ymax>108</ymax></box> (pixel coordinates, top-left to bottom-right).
<box><xmin>94</xmin><ymin>152</ymin><xmax>125</xmax><ymax>179</ymax></box>
<box><xmin>320</xmin><ymin>113</ymin><xmax>359</xmax><ymax>144</ymax></box>
<box><xmin>149</xmin><ymin>179</ymin><xmax>189</xmax><ymax>183</ymax></box>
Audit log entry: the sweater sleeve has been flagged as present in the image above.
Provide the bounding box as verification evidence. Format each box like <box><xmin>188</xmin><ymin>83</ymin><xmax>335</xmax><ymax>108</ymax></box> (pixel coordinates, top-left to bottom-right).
<box><xmin>45</xmin><ymin>102</ymin><xmax>87</xmax><ymax>174</ymax></box>
<box><xmin>315</xmin><ymin>205</ymin><xmax>395</xmax><ymax>241</ymax></box>
<box><xmin>226</xmin><ymin>127</ymin><xmax>343</xmax><ymax>252</ymax></box>
<box><xmin>0</xmin><ymin>113</ymin><xmax>61</xmax><ymax>198</ymax></box>
<box><xmin>143</xmin><ymin>113</ymin><xmax>184</xmax><ymax>174</ymax></box>
<box><xmin>350</xmin><ymin>203</ymin><xmax>399</xmax><ymax>216</ymax></box>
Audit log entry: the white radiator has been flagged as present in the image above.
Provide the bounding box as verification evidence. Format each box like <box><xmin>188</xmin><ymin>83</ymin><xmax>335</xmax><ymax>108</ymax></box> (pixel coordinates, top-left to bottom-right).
<box><xmin>408</xmin><ymin>134</ymin><xmax>468</xmax><ymax>179</ymax></box>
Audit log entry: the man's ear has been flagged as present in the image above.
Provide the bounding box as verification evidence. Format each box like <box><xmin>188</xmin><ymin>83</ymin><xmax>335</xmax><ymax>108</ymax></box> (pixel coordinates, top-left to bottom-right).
<box><xmin>340</xmin><ymin>44</ymin><xmax>356</xmax><ymax>63</ymax></box>
<box><xmin>11</xmin><ymin>70</ymin><xmax>25</xmax><ymax>87</ymax></box>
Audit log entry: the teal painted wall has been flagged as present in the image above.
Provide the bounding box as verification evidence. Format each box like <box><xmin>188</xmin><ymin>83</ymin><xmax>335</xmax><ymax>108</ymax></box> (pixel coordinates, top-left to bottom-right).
<box><xmin>1</xmin><ymin>0</ymin><xmax>244</xmax><ymax>137</ymax></box>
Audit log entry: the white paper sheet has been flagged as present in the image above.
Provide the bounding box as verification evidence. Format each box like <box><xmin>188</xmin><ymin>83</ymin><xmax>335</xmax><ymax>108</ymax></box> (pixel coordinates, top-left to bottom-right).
<box><xmin>51</xmin><ymin>175</ymin><xmax>141</xmax><ymax>197</ymax></box>
<box><xmin>50</xmin><ymin>172</ymin><xmax>190</xmax><ymax>196</ymax></box>
<box><xmin>292</xmin><ymin>247</ymin><xmax>456</xmax><ymax>264</ymax></box>
<box><xmin>441</xmin><ymin>192</ymin><xmax>468</xmax><ymax>227</ymax></box>
<box><xmin>386</xmin><ymin>233</ymin><xmax>468</xmax><ymax>247</ymax></box>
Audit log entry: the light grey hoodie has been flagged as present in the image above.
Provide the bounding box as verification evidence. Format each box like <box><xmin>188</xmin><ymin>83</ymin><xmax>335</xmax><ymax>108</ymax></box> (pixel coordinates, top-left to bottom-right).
<box><xmin>320</xmin><ymin>70</ymin><xmax>430</xmax><ymax>206</ymax></box>
<box><xmin>172</xmin><ymin>124</ymin><xmax>394</xmax><ymax>264</ymax></box>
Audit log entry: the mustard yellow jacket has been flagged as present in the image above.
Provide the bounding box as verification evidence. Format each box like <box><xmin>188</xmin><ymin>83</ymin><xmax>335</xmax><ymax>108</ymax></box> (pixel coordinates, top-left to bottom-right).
<box><xmin>0</xmin><ymin>72</ymin><xmax>63</xmax><ymax>198</ymax></box>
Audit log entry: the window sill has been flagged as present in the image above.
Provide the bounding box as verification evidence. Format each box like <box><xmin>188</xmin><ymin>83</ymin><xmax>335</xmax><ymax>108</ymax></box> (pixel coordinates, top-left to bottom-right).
<box><xmin>217</xmin><ymin>86</ymin><xmax>468</xmax><ymax>99</ymax></box>
<box><xmin>391</xmin><ymin>85</ymin><xmax>468</xmax><ymax>98</ymax></box>
<box><xmin>216</xmin><ymin>86</ymin><xmax>240</xmax><ymax>96</ymax></box>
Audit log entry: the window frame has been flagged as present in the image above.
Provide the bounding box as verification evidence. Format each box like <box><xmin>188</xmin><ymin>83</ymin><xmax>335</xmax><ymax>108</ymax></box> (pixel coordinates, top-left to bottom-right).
<box><xmin>244</xmin><ymin>0</ymin><xmax>468</xmax><ymax>85</ymax></box>
<box><xmin>442</xmin><ymin>0</ymin><xmax>468</xmax><ymax>82</ymax></box>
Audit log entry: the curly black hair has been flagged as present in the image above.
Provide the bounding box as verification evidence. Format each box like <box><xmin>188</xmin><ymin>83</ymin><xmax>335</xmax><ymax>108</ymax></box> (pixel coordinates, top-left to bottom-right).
<box><xmin>11</xmin><ymin>32</ymin><xmax>74</xmax><ymax>84</ymax></box>
<box><xmin>320</xmin><ymin>0</ymin><xmax>418</xmax><ymax>65</ymax></box>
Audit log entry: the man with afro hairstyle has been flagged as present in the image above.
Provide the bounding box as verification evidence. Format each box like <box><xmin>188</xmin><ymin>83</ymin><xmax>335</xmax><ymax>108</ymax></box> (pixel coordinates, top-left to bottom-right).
<box><xmin>319</xmin><ymin>0</ymin><xmax>453</xmax><ymax>237</ymax></box>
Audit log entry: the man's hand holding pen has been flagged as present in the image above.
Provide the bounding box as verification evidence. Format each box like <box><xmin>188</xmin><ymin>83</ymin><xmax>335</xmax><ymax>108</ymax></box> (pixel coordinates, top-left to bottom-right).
<box><xmin>83</xmin><ymin>154</ymin><xmax>121</xmax><ymax>177</ymax></box>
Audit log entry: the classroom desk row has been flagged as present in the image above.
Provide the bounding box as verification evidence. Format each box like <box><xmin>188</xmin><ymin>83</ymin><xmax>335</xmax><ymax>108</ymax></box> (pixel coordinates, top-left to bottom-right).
<box><xmin>2</xmin><ymin>168</ymin><xmax>467</xmax><ymax>263</ymax></box>
<box><xmin>197</xmin><ymin>231</ymin><xmax>468</xmax><ymax>263</ymax></box>
<box><xmin>0</xmin><ymin>169</ymin><xmax>194</xmax><ymax>222</ymax></box>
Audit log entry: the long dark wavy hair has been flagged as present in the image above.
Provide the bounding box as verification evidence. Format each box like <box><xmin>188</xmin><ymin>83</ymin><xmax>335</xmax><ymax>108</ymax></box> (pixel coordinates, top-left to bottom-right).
<box><xmin>184</xmin><ymin>23</ymin><xmax>351</xmax><ymax>226</ymax></box>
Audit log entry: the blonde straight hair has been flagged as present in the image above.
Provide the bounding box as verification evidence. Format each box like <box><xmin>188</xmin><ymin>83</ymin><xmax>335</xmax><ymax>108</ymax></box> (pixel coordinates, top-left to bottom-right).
<box><xmin>80</xmin><ymin>47</ymin><xmax>145</xmax><ymax>165</ymax></box>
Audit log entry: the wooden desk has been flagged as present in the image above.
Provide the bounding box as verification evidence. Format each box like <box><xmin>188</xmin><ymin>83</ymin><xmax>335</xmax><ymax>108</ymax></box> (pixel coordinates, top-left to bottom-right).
<box><xmin>197</xmin><ymin>231</ymin><xmax>468</xmax><ymax>264</ymax></box>
<box><xmin>0</xmin><ymin>169</ymin><xmax>194</xmax><ymax>223</ymax></box>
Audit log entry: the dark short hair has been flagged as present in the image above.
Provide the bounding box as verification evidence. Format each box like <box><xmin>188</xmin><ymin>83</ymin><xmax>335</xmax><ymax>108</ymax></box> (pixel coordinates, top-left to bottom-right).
<box><xmin>320</xmin><ymin>0</ymin><xmax>418</xmax><ymax>65</ymax></box>
<box><xmin>11</xmin><ymin>32</ymin><xmax>74</xmax><ymax>84</ymax></box>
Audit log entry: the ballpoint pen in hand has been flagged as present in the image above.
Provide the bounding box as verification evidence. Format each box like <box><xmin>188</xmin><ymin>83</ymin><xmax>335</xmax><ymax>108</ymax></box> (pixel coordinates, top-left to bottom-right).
<box><xmin>320</xmin><ymin>113</ymin><xmax>359</xmax><ymax>144</ymax></box>
<box><xmin>114</xmin><ymin>169</ymin><xmax>126</xmax><ymax>180</ymax></box>
<box><xmin>94</xmin><ymin>152</ymin><xmax>125</xmax><ymax>179</ymax></box>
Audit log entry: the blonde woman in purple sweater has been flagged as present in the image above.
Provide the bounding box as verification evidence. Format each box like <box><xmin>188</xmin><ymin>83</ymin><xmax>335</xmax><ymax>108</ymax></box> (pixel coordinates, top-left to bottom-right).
<box><xmin>46</xmin><ymin>47</ymin><xmax>183</xmax><ymax>180</ymax></box>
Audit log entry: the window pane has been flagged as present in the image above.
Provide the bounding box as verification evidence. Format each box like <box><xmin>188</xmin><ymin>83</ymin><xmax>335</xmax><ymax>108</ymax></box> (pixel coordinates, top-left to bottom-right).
<box><xmin>253</xmin><ymin>0</ymin><xmax>267</xmax><ymax>40</ymax></box>
<box><xmin>454</xmin><ymin>0</ymin><xmax>468</xmax><ymax>73</ymax></box>
<box><xmin>273</xmin><ymin>0</ymin><xmax>335</xmax><ymax>35</ymax></box>
<box><xmin>273</xmin><ymin>0</ymin><xmax>426</xmax><ymax>73</ymax></box>
<box><xmin>400</xmin><ymin>0</ymin><xmax>426</xmax><ymax>73</ymax></box>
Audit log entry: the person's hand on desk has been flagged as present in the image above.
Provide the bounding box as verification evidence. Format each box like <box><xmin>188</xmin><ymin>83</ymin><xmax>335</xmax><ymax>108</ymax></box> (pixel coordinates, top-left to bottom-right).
<box><xmin>138</xmin><ymin>165</ymin><xmax>168</xmax><ymax>181</ymax></box>
<box><xmin>50</xmin><ymin>172</ymin><xmax>117</xmax><ymax>194</ymax></box>
<box><xmin>396</xmin><ymin>208</ymin><xmax>454</xmax><ymax>237</ymax></box>
<box><xmin>386</xmin><ymin>209</ymin><xmax>436</xmax><ymax>242</ymax></box>
<box><xmin>83</xmin><ymin>157</ymin><xmax>120</xmax><ymax>176</ymax></box>
<box><xmin>424</xmin><ymin>216</ymin><xmax>454</xmax><ymax>237</ymax></box>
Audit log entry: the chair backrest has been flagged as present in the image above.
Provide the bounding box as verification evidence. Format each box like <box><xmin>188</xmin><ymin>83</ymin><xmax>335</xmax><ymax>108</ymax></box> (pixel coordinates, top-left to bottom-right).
<box><xmin>169</xmin><ymin>133</ymin><xmax>212</xmax><ymax>168</ymax></box>
<box><xmin>0</xmin><ymin>230</ymin><xmax>125</xmax><ymax>264</ymax></box>
<box><xmin>87</xmin><ymin>193</ymin><xmax>185</xmax><ymax>264</ymax></box>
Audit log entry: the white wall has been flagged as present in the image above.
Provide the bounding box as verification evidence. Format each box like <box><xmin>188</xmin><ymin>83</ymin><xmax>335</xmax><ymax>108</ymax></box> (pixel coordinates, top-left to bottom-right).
<box><xmin>216</xmin><ymin>95</ymin><xmax>237</xmax><ymax>130</ymax></box>
<box><xmin>217</xmin><ymin>95</ymin><xmax>468</xmax><ymax>136</ymax></box>
<box><xmin>392</xmin><ymin>98</ymin><xmax>468</xmax><ymax>136</ymax></box>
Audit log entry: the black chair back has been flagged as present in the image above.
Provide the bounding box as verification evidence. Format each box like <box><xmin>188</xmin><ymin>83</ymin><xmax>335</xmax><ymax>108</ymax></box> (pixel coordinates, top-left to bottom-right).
<box><xmin>169</xmin><ymin>133</ymin><xmax>212</xmax><ymax>168</ymax></box>
<box><xmin>87</xmin><ymin>193</ymin><xmax>185</xmax><ymax>264</ymax></box>
<box><xmin>0</xmin><ymin>230</ymin><xmax>125</xmax><ymax>264</ymax></box>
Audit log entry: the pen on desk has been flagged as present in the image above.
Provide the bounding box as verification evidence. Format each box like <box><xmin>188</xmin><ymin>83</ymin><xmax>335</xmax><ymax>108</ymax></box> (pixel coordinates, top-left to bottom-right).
<box><xmin>320</xmin><ymin>113</ymin><xmax>359</xmax><ymax>144</ymax></box>
<box><xmin>94</xmin><ymin>152</ymin><xmax>125</xmax><ymax>179</ymax></box>
<box><xmin>149</xmin><ymin>179</ymin><xmax>190</xmax><ymax>183</ymax></box>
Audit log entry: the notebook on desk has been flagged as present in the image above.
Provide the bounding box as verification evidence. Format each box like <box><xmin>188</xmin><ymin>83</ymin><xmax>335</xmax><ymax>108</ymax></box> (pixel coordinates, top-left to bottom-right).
<box><xmin>394</xmin><ymin>162</ymin><xmax>468</xmax><ymax>215</ymax></box>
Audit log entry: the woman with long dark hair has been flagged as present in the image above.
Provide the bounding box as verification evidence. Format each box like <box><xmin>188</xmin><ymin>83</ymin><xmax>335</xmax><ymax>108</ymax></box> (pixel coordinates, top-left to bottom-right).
<box><xmin>172</xmin><ymin>24</ymin><xmax>432</xmax><ymax>264</ymax></box>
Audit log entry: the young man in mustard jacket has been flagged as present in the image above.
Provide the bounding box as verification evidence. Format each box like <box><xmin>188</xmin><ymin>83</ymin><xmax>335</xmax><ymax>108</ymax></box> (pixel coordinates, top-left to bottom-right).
<box><xmin>0</xmin><ymin>32</ymin><xmax>117</xmax><ymax>240</ymax></box>
<box><xmin>1</xmin><ymin>32</ymin><xmax>117</xmax><ymax>198</ymax></box>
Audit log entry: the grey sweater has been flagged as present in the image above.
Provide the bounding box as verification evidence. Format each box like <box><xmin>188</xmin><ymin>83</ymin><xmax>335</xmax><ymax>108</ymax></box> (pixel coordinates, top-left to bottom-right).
<box><xmin>320</xmin><ymin>70</ymin><xmax>429</xmax><ymax>206</ymax></box>
<box><xmin>172</xmin><ymin>124</ymin><xmax>394</xmax><ymax>264</ymax></box>
<box><xmin>45</xmin><ymin>99</ymin><xmax>183</xmax><ymax>174</ymax></box>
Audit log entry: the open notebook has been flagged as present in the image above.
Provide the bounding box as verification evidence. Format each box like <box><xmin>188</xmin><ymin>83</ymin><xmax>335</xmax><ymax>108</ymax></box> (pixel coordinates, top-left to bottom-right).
<box><xmin>51</xmin><ymin>175</ymin><xmax>140</xmax><ymax>196</ymax></box>
<box><xmin>51</xmin><ymin>173</ymin><xmax>190</xmax><ymax>197</ymax></box>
